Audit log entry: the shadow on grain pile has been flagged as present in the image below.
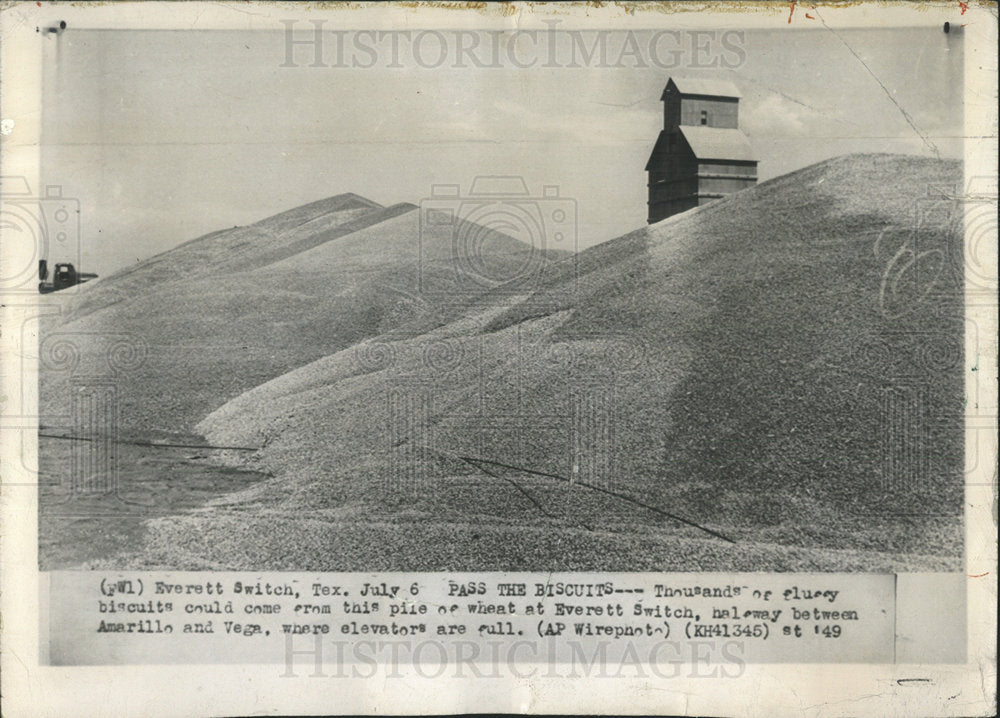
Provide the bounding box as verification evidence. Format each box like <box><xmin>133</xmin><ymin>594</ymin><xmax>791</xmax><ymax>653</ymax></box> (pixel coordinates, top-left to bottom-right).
<box><xmin>40</xmin><ymin>154</ymin><xmax>966</xmax><ymax>573</ymax></box>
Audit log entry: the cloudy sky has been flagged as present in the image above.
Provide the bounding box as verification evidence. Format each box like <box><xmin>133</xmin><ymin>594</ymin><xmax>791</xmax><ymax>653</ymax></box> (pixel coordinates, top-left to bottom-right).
<box><xmin>41</xmin><ymin>24</ymin><xmax>963</xmax><ymax>275</ymax></box>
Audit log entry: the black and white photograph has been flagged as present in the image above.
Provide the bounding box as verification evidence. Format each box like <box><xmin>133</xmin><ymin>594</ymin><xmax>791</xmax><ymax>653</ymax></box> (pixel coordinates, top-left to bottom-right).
<box><xmin>1</xmin><ymin>2</ymin><xmax>996</xmax><ymax>715</ymax></box>
<box><xmin>29</xmin><ymin>9</ymin><xmax>972</xmax><ymax>573</ymax></box>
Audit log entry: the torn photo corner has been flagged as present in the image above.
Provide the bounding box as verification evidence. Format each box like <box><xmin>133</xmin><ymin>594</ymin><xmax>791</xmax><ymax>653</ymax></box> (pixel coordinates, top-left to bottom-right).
<box><xmin>0</xmin><ymin>2</ymin><xmax>996</xmax><ymax>717</ymax></box>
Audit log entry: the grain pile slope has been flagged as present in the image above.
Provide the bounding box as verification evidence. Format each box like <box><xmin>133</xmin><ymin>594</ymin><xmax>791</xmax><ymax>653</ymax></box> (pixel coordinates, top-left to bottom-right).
<box><xmin>140</xmin><ymin>153</ymin><xmax>963</xmax><ymax>572</ymax></box>
<box><xmin>40</xmin><ymin>195</ymin><xmax>561</xmax><ymax>432</ymax></box>
<box><xmin>63</xmin><ymin>193</ymin><xmax>383</xmax><ymax>320</ymax></box>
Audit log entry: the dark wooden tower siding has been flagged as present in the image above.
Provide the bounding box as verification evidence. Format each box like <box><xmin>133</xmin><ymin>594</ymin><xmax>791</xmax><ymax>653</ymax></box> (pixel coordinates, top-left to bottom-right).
<box><xmin>646</xmin><ymin>78</ymin><xmax>758</xmax><ymax>223</ymax></box>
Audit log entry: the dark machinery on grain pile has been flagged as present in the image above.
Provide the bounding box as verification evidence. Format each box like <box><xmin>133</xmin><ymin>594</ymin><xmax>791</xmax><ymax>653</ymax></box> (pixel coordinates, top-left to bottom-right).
<box><xmin>38</xmin><ymin>260</ymin><xmax>97</xmax><ymax>293</ymax></box>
